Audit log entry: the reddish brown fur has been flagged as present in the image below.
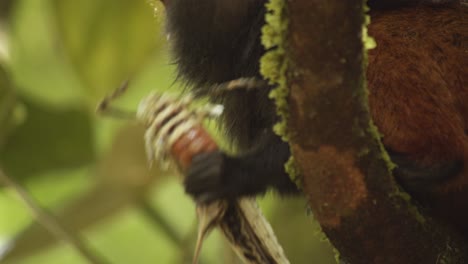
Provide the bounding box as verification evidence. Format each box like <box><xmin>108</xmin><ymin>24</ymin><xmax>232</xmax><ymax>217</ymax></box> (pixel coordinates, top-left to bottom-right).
<box><xmin>368</xmin><ymin>4</ymin><xmax>468</xmax><ymax>235</ymax></box>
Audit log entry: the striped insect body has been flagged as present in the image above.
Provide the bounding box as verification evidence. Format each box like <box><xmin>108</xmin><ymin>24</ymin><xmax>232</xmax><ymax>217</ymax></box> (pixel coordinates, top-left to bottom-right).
<box><xmin>136</xmin><ymin>92</ymin><xmax>222</xmax><ymax>171</ymax></box>
<box><xmin>134</xmin><ymin>91</ymin><xmax>290</xmax><ymax>264</ymax></box>
<box><xmin>135</xmin><ymin>90</ymin><xmax>290</xmax><ymax>264</ymax></box>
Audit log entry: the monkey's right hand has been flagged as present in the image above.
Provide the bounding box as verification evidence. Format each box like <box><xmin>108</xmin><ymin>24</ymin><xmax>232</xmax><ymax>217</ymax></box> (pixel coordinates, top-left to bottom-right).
<box><xmin>184</xmin><ymin>151</ymin><xmax>229</xmax><ymax>203</ymax></box>
<box><xmin>184</xmin><ymin>138</ymin><xmax>299</xmax><ymax>203</ymax></box>
<box><xmin>184</xmin><ymin>149</ymin><xmax>275</xmax><ymax>203</ymax></box>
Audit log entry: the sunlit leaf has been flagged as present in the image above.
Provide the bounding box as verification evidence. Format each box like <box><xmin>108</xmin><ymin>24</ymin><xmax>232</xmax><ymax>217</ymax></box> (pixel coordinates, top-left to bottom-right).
<box><xmin>9</xmin><ymin>0</ymin><xmax>85</xmax><ymax>108</ymax></box>
<box><xmin>50</xmin><ymin>0</ymin><xmax>163</xmax><ymax>103</ymax></box>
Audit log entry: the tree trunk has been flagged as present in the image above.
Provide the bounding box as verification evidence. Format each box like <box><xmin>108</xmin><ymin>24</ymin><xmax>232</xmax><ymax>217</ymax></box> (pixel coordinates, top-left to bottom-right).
<box><xmin>278</xmin><ymin>0</ymin><xmax>468</xmax><ymax>263</ymax></box>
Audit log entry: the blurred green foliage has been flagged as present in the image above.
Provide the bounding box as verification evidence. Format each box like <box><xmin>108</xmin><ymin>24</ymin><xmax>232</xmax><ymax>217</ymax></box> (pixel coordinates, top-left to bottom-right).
<box><xmin>0</xmin><ymin>0</ymin><xmax>335</xmax><ymax>263</ymax></box>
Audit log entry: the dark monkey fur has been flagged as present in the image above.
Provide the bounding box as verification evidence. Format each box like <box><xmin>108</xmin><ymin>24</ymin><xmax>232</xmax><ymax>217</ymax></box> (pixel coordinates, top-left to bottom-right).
<box><xmin>161</xmin><ymin>0</ymin><xmax>468</xmax><ymax>237</ymax></box>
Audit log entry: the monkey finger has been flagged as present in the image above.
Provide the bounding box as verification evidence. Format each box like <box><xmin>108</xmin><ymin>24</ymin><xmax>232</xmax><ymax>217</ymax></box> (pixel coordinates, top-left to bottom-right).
<box><xmin>184</xmin><ymin>151</ymin><xmax>225</xmax><ymax>199</ymax></box>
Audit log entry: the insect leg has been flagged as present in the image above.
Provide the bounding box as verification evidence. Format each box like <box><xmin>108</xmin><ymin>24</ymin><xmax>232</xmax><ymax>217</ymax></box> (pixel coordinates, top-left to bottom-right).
<box><xmin>206</xmin><ymin>77</ymin><xmax>269</xmax><ymax>96</ymax></box>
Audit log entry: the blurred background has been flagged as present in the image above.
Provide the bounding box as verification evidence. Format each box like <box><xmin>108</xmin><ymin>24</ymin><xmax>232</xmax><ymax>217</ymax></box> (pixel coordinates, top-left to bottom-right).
<box><xmin>0</xmin><ymin>0</ymin><xmax>334</xmax><ymax>263</ymax></box>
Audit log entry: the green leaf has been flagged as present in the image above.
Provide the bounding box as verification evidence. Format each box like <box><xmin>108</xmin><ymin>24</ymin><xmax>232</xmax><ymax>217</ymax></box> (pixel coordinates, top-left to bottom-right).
<box><xmin>0</xmin><ymin>64</ymin><xmax>17</xmax><ymax>148</ymax></box>
<box><xmin>0</xmin><ymin>125</ymin><xmax>171</xmax><ymax>262</ymax></box>
<box><xmin>50</xmin><ymin>0</ymin><xmax>163</xmax><ymax>102</ymax></box>
<box><xmin>0</xmin><ymin>95</ymin><xmax>94</xmax><ymax>182</ymax></box>
<box><xmin>9</xmin><ymin>0</ymin><xmax>84</xmax><ymax>108</ymax></box>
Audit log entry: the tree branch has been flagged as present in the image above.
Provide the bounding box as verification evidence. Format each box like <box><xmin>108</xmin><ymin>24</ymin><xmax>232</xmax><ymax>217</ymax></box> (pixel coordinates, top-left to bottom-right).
<box><xmin>280</xmin><ymin>0</ymin><xmax>468</xmax><ymax>263</ymax></box>
<box><xmin>0</xmin><ymin>167</ymin><xmax>110</xmax><ymax>264</ymax></box>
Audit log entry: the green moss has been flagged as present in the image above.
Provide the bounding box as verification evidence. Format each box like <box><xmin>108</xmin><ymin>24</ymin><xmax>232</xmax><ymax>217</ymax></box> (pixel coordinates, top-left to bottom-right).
<box><xmin>362</xmin><ymin>3</ymin><xmax>429</xmax><ymax>227</ymax></box>
<box><xmin>437</xmin><ymin>243</ymin><xmax>462</xmax><ymax>264</ymax></box>
<box><xmin>362</xmin><ymin>2</ymin><xmax>427</xmax><ymax>226</ymax></box>
<box><xmin>366</xmin><ymin>121</ymin><xmax>396</xmax><ymax>171</ymax></box>
<box><xmin>361</xmin><ymin>0</ymin><xmax>398</xmax><ymax>177</ymax></box>
<box><xmin>260</xmin><ymin>0</ymin><xmax>289</xmax><ymax>141</ymax></box>
<box><xmin>358</xmin><ymin>147</ymin><xmax>370</xmax><ymax>157</ymax></box>
<box><xmin>333</xmin><ymin>247</ymin><xmax>342</xmax><ymax>264</ymax></box>
<box><xmin>285</xmin><ymin>156</ymin><xmax>302</xmax><ymax>187</ymax></box>
<box><xmin>388</xmin><ymin>187</ymin><xmax>428</xmax><ymax>225</ymax></box>
<box><xmin>384</xmin><ymin>148</ymin><xmax>427</xmax><ymax>224</ymax></box>
<box><xmin>360</xmin><ymin>2</ymin><xmax>392</xmax><ymax>174</ymax></box>
<box><xmin>260</xmin><ymin>0</ymin><xmax>303</xmax><ymax>186</ymax></box>
<box><xmin>361</xmin><ymin>1</ymin><xmax>394</xmax><ymax>174</ymax></box>
<box><xmin>362</xmin><ymin>13</ymin><xmax>376</xmax><ymax>50</ymax></box>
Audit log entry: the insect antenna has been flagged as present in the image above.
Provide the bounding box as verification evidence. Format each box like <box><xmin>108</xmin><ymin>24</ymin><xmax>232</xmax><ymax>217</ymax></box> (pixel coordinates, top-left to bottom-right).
<box><xmin>96</xmin><ymin>79</ymin><xmax>137</xmax><ymax>119</ymax></box>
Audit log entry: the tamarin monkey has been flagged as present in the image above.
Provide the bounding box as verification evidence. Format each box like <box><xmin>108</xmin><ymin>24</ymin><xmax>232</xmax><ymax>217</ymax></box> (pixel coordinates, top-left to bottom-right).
<box><xmin>161</xmin><ymin>0</ymin><xmax>468</xmax><ymax>237</ymax></box>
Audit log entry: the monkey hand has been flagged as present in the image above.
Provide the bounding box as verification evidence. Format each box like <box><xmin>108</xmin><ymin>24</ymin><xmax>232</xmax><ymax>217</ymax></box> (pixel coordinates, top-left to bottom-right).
<box><xmin>184</xmin><ymin>151</ymin><xmax>229</xmax><ymax>203</ymax></box>
<box><xmin>184</xmin><ymin>140</ymin><xmax>299</xmax><ymax>203</ymax></box>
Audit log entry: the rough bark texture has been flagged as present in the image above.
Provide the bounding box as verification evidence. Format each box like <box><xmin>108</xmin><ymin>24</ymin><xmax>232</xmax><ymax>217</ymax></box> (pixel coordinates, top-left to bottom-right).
<box><xmin>285</xmin><ymin>0</ymin><xmax>468</xmax><ymax>263</ymax></box>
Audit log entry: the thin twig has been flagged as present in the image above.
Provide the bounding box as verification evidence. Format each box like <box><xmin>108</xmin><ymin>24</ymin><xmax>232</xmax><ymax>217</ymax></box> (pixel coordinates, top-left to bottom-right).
<box><xmin>137</xmin><ymin>198</ymin><xmax>208</xmax><ymax>264</ymax></box>
<box><xmin>137</xmin><ymin>198</ymin><xmax>183</xmax><ymax>246</ymax></box>
<box><xmin>0</xmin><ymin>167</ymin><xmax>111</xmax><ymax>264</ymax></box>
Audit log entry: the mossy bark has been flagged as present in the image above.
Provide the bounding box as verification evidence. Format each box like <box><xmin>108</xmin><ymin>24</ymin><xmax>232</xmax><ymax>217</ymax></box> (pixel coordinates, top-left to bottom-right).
<box><xmin>262</xmin><ymin>0</ymin><xmax>468</xmax><ymax>263</ymax></box>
